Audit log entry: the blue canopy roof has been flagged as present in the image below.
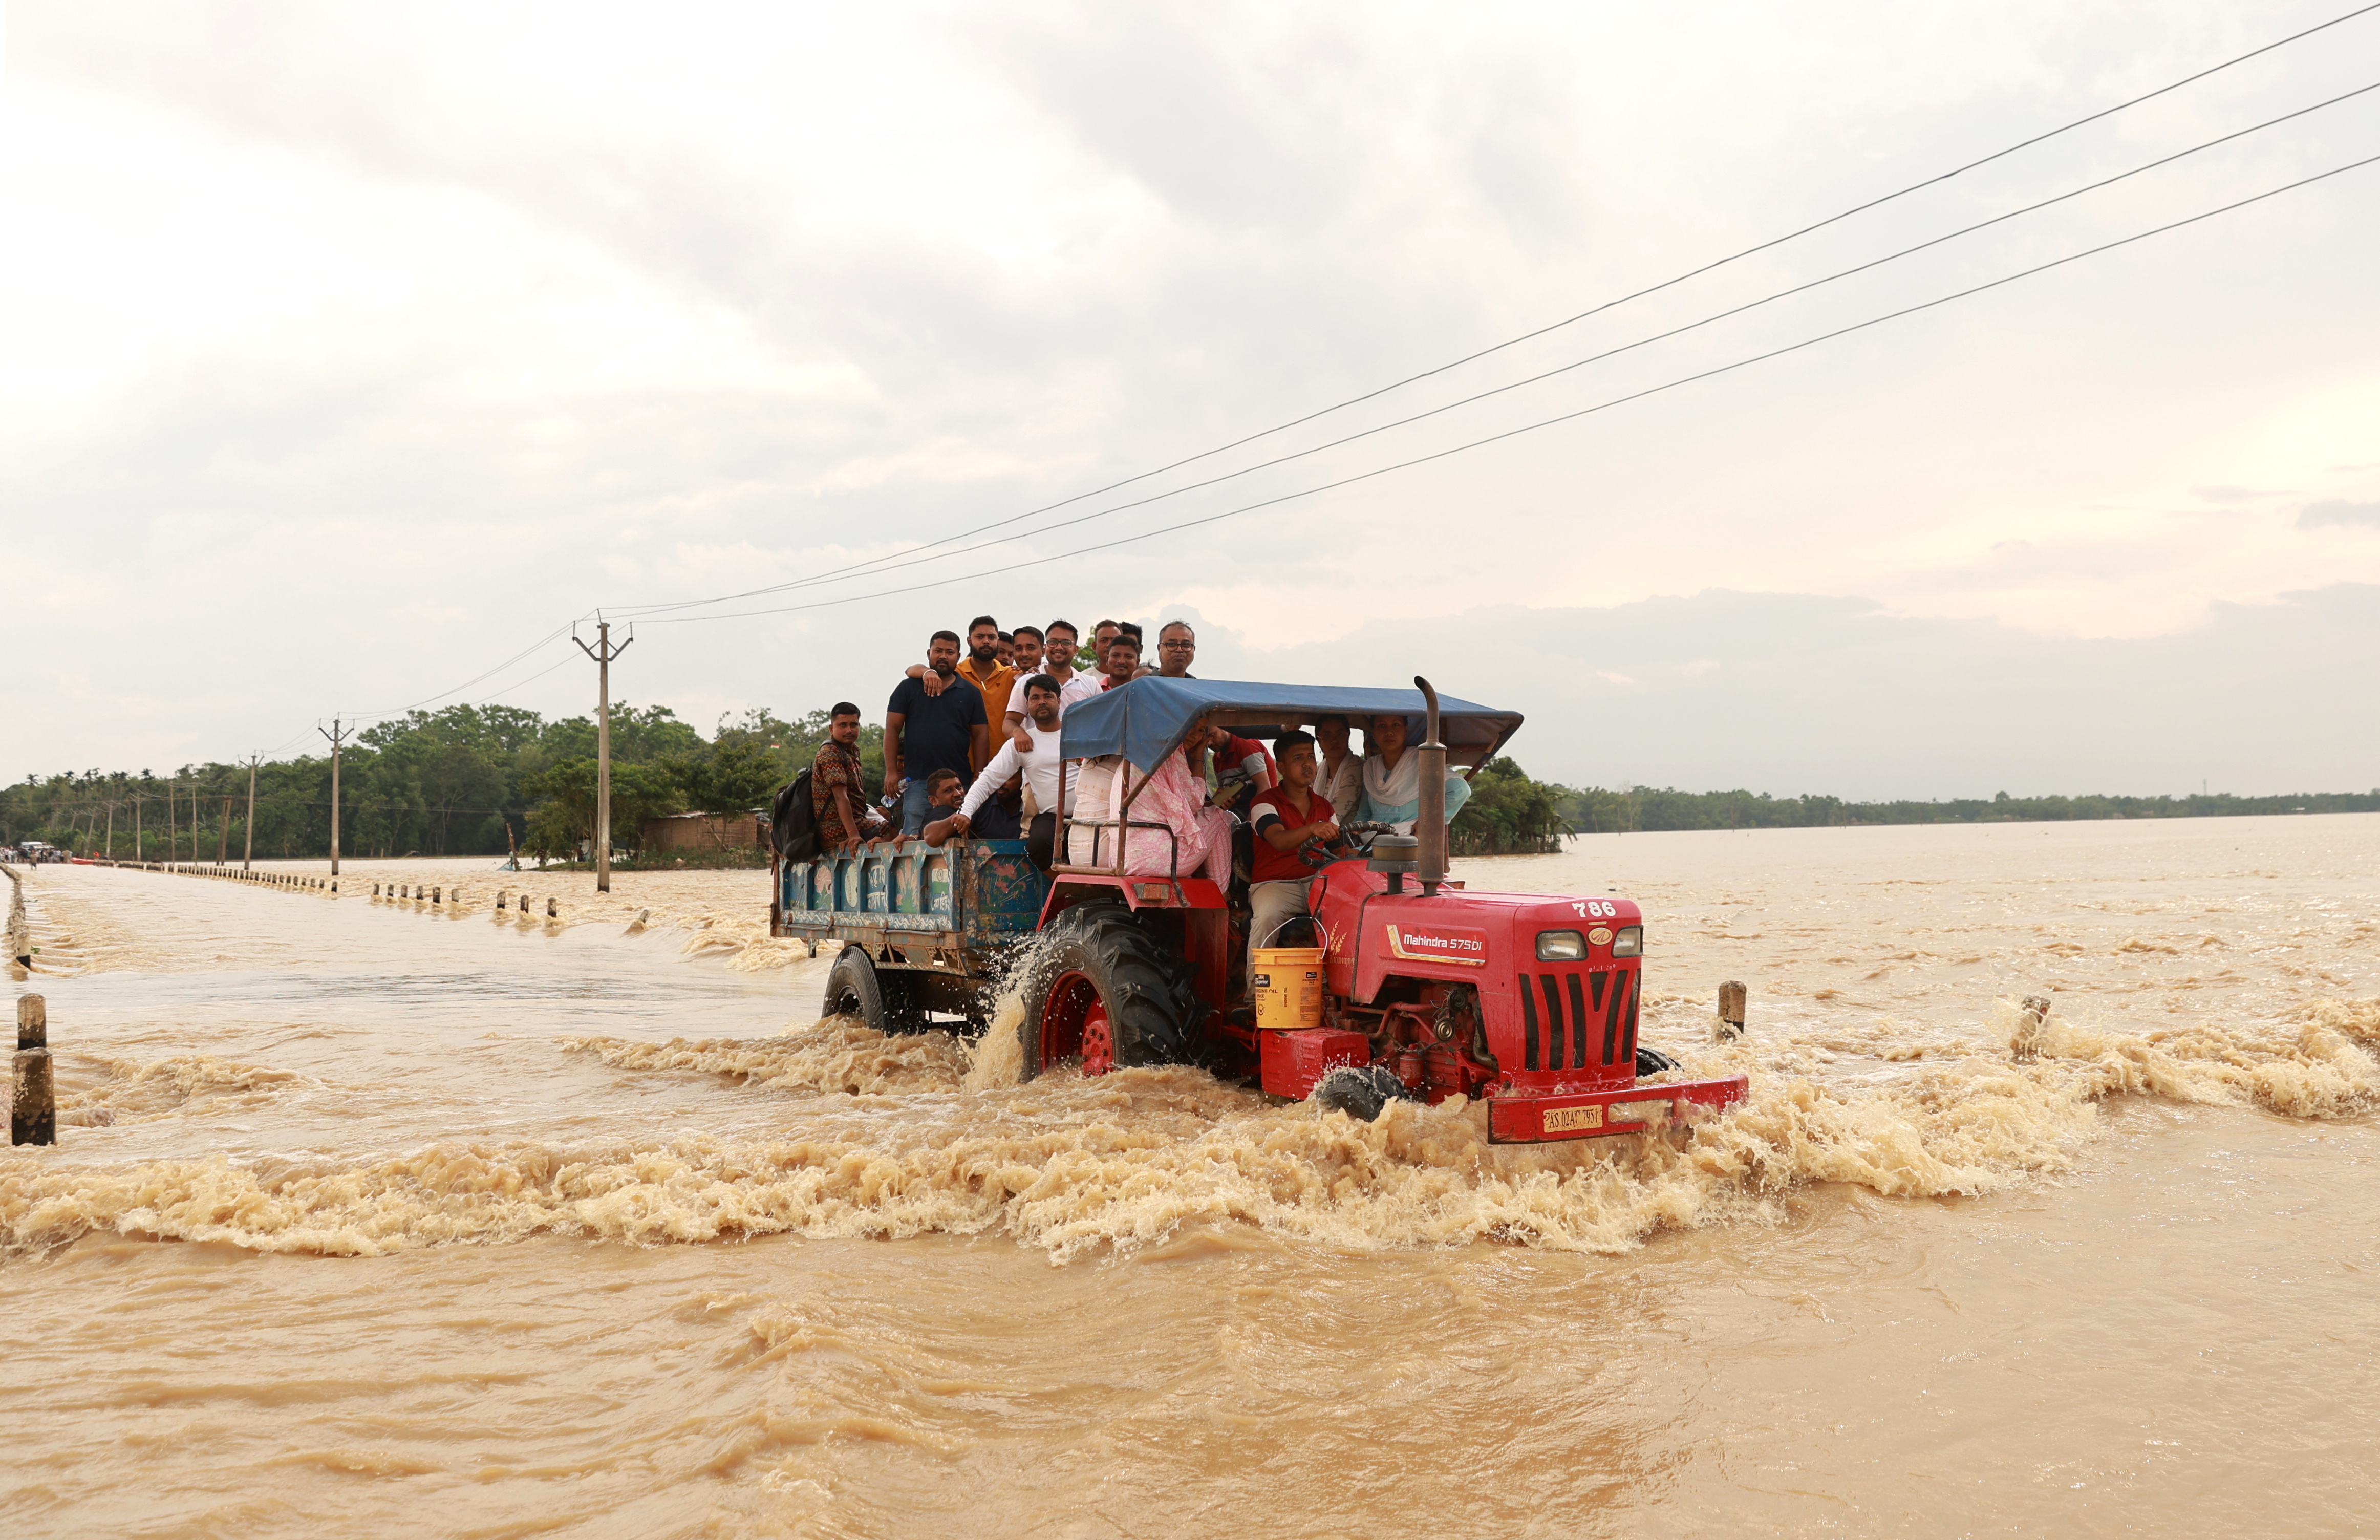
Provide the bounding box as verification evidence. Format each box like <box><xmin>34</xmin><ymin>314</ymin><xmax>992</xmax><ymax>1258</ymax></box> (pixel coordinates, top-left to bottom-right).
<box><xmin>1058</xmin><ymin>677</ymin><xmax>1523</xmax><ymax>773</ymax></box>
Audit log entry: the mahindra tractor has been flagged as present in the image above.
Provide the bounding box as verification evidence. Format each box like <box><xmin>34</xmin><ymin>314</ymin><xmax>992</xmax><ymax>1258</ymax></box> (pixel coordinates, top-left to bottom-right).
<box><xmin>770</xmin><ymin>676</ymin><xmax>1747</xmax><ymax>1141</ymax></box>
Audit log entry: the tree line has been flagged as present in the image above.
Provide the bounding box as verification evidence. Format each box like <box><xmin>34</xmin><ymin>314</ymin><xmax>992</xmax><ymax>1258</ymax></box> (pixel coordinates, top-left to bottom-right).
<box><xmin>7</xmin><ymin>700</ymin><xmax>2371</xmax><ymax>862</ymax></box>
<box><xmin>0</xmin><ymin>702</ymin><xmax>884</xmax><ymax>862</ymax></box>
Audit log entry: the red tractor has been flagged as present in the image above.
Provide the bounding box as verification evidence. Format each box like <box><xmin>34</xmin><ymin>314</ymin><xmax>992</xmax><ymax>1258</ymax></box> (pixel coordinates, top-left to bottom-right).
<box><xmin>1006</xmin><ymin>677</ymin><xmax>1747</xmax><ymax>1140</ymax></box>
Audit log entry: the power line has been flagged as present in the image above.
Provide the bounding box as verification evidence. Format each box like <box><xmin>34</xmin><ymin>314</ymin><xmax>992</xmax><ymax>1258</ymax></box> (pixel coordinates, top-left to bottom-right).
<box><xmin>604</xmin><ymin>0</ymin><xmax>2380</xmax><ymax>623</ymax></box>
<box><xmin>638</xmin><ymin>151</ymin><xmax>2380</xmax><ymax>626</ymax></box>
<box><xmin>346</xmin><ymin>621</ymin><xmax>580</xmax><ymax>722</ymax></box>
<box><xmin>57</xmin><ymin>10</ymin><xmax>2375</xmax><ymax>776</ymax></box>
<box><xmin>613</xmin><ymin>82</ymin><xmax>2380</xmax><ymax>608</ymax></box>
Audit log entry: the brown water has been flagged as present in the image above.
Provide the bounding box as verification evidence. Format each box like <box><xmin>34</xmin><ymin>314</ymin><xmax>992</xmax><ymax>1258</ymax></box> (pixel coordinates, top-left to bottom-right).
<box><xmin>3</xmin><ymin>818</ymin><xmax>2375</xmax><ymax>1538</ymax></box>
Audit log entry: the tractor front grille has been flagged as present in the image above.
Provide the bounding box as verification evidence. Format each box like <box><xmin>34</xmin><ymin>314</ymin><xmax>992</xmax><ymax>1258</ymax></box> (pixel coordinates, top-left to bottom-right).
<box><xmin>1516</xmin><ymin>967</ymin><xmax>1636</xmax><ymax>1071</ymax></box>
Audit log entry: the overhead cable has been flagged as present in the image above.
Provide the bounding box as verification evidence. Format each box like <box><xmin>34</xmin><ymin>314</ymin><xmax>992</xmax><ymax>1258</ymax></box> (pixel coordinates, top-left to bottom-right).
<box><xmin>607</xmin><ymin>0</ymin><xmax>2380</xmax><ymax>620</ymax></box>
<box><xmin>619</xmin><ymin>82</ymin><xmax>2380</xmax><ymax>605</ymax></box>
<box><xmin>638</xmin><ymin>151</ymin><xmax>2380</xmax><ymax>625</ymax></box>
<box><xmin>345</xmin><ymin>621</ymin><xmax>581</xmax><ymax>722</ymax></box>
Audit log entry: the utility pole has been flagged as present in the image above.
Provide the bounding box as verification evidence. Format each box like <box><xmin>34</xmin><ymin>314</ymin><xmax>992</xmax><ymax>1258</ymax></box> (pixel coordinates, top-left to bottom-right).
<box><xmin>574</xmin><ymin>620</ymin><xmax>633</xmax><ymax>894</ymax></box>
<box><xmin>218</xmin><ymin>796</ymin><xmax>230</xmax><ymax>863</ymax></box>
<box><xmin>167</xmin><ymin>779</ymin><xmax>178</xmax><ymax>862</ymax></box>
<box><xmin>134</xmin><ymin>793</ymin><xmax>144</xmax><ymax>861</ymax></box>
<box><xmin>319</xmin><ymin>718</ymin><xmax>352</xmax><ymax>877</ymax></box>
<box><xmin>242</xmin><ymin>756</ymin><xmax>259</xmax><ymax>871</ymax></box>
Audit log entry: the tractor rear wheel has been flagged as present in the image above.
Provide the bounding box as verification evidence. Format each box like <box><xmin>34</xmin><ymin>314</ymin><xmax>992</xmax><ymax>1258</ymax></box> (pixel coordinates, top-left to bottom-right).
<box><xmin>824</xmin><ymin>946</ymin><xmax>925</xmax><ymax>1034</ymax></box>
<box><xmin>1015</xmin><ymin>901</ymin><xmax>1201</xmax><ymax>1082</ymax></box>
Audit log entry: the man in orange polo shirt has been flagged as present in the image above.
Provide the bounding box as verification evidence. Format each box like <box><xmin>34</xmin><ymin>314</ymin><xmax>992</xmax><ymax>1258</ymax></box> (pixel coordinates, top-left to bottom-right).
<box><xmin>954</xmin><ymin>615</ymin><xmax>1016</xmax><ymax>772</ymax></box>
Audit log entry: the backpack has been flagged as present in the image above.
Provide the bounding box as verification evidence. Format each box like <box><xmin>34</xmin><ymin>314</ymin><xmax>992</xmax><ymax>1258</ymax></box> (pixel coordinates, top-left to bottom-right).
<box><xmin>770</xmin><ymin>771</ymin><xmax>817</xmax><ymax>863</ymax></box>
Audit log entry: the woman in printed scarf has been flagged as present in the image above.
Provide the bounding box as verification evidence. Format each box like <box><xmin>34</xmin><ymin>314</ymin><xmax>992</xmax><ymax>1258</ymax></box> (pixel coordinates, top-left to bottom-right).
<box><xmin>1356</xmin><ymin>714</ymin><xmax>1471</xmax><ymax>835</ymax></box>
<box><xmin>1071</xmin><ymin>745</ymin><xmax>1232</xmax><ymax>886</ymax></box>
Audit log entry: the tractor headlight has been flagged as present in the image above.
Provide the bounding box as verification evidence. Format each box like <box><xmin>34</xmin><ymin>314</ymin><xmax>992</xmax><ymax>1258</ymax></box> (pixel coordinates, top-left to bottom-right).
<box><xmin>1536</xmin><ymin>929</ymin><xmax>1586</xmax><ymax>961</ymax></box>
<box><xmin>1611</xmin><ymin>925</ymin><xmax>1643</xmax><ymax>957</ymax></box>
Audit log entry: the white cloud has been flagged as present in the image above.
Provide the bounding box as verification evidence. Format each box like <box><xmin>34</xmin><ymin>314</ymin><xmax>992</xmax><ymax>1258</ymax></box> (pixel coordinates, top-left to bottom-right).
<box><xmin>5</xmin><ymin>0</ymin><xmax>2377</xmax><ymax>789</ymax></box>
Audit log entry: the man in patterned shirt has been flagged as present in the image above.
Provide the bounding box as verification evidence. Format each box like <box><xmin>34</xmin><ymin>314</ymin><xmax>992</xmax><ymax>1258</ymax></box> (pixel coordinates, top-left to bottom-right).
<box><xmin>810</xmin><ymin>702</ymin><xmax>886</xmax><ymax>851</ymax></box>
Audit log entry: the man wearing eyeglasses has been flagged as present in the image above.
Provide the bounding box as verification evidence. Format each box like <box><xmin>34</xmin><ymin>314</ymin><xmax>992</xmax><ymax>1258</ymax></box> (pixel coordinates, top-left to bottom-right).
<box><xmin>1155</xmin><ymin>619</ymin><xmax>1197</xmax><ymax>679</ymax></box>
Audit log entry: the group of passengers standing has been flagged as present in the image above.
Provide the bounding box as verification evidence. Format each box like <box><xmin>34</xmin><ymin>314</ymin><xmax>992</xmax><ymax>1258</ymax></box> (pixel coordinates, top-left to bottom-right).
<box><xmin>806</xmin><ymin>615</ymin><xmax>1471</xmax><ymax>963</ymax></box>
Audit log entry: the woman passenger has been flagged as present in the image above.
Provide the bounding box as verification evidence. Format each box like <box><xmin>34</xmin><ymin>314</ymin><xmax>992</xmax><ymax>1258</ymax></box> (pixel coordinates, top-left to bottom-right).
<box><xmin>1356</xmin><ymin>714</ymin><xmax>1471</xmax><ymax>835</ymax></box>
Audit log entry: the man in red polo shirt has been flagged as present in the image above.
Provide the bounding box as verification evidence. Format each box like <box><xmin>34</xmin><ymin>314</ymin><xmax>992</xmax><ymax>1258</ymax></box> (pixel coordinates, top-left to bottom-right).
<box><xmin>1244</xmin><ymin>730</ymin><xmax>1343</xmax><ymax>974</ymax></box>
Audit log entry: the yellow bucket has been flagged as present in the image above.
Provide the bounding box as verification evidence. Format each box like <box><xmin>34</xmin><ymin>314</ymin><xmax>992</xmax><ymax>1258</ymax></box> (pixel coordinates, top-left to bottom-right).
<box><xmin>1251</xmin><ymin>946</ymin><xmax>1326</xmax><ymax>1030</ymax></box>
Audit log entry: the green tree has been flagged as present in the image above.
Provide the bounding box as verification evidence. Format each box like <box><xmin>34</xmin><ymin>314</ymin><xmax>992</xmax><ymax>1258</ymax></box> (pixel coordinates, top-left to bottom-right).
<box><xmin>537</xmin><ymin>703</ymin><xmax>704</xmax><ymax>767</ymax></box>
<box><xmin>671</xmin><ymin>739</ymin><xmax>781</xmax><ymax>815</ymax></box>
<box><xmin>521</xmin><ymin>757</ymin><xmax>682</xmax><ymax>857</ymax></box>
<box><xmin>1451</xmin><ymin>758</ymin><xmax>1569</xmax><ymax>855</ymax></box>
<box><xmin>715</xmin><ymin>706</ymin><xmax>885</xmax><ymax>788</ymax></box>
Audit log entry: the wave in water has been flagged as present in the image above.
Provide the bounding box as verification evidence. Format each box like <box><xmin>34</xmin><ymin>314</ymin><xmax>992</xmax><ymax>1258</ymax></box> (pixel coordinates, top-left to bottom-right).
<box><xmin>6</xmin><ymin>996</ymin><xmax>2370</xmax><ymax>1263</ymax></box>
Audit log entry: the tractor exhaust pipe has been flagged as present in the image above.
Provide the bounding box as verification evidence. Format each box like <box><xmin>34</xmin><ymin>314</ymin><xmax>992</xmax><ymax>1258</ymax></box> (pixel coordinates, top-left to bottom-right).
<box><xmin>1414</xmin><ymin>676</ymin><xmax>1447</xmax><ymax>897</ymax></box>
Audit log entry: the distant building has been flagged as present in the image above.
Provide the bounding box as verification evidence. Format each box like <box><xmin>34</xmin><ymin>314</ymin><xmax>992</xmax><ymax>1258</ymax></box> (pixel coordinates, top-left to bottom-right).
<box><xmin>639</xmin><ymin>810</ymin><xmax>761</xmax><ymax>852</ymax></box>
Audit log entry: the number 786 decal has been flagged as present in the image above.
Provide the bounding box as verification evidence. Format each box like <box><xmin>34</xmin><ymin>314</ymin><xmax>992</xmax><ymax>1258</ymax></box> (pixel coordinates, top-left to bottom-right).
<box><xmin>1572</xmin><ymin>900</ymin><xmax>1618</xmax><ymax>918</ymax></box>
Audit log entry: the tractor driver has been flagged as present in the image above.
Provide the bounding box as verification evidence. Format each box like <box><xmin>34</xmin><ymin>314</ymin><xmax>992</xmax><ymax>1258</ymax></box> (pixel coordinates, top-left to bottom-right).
<box><xmin>1245</xmin><ymin>730</ymin><xmax>1344</xmax><ymax>973</ymax></box>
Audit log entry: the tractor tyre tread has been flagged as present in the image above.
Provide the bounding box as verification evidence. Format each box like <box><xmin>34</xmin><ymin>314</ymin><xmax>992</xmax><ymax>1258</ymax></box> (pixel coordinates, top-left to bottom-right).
<box><xmin>1016</xmin><ymin>901</ymin><xmax>1201</xmax><ymax>1080</ymax></box>
<box><xmin>1634</xmin><ymin>1045</ymin><xmax>1680</xmax><ymax>1077</ymax></box>
<box><xmin>1310</xmin><ymin>1063</ymin><xmax>1413</xmax><ymax>1122</ymax></box>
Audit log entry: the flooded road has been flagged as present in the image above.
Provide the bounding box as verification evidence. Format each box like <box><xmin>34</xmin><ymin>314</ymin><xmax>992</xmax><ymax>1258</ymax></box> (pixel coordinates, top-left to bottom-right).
<box><xmin>3</xmin><ymin>817</ymin><xmax>2375</xmax><ymax>1537</ymax></box>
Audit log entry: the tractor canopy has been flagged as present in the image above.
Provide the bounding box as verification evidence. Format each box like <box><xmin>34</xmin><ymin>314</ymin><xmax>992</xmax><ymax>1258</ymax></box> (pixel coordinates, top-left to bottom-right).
<box><xmin>1058</xmin><ymin>677</ymin><xmax>1523</xmax><ymax>773</ymax></box>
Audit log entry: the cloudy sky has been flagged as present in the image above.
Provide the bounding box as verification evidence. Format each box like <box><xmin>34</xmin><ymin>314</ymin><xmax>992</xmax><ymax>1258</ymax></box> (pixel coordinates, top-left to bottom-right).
<box><xmin>5</xmin><ymin>0</ymin><xmax>2375</xmax><ymax>796</ymax></box>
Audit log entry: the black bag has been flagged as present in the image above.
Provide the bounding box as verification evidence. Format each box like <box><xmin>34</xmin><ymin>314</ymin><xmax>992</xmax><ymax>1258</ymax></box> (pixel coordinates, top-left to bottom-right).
<box><xmin>770</xmin><ymin>772</ymin><xmax>817</xmax><ymax>862</ymax></box>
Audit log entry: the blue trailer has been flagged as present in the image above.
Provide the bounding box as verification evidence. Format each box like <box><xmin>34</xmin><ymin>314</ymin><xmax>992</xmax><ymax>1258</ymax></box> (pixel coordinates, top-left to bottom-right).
<box><xmin>773</xmin><ymin>836</ymin><xmax>1049</xmax><ymax>1029</ymax></box>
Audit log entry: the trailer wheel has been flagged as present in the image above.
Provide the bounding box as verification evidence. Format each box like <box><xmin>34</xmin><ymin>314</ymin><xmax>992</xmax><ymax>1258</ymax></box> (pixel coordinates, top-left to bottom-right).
<box><xmin>1016</xmin><ymin>902</ymin><xmax>1200</xmax><ymax>1081</ymax></box>
<box><xmin>824</xmin><ymin>946</ymin><xmax>925</xmax><ymax>1034</ymax></box>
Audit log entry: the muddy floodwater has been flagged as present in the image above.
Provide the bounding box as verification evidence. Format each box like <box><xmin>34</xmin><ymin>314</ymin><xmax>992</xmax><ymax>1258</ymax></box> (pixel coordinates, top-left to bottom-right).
<box><xmin>3</xmin><ymin>817</ymin><xmax>2375</xmax><ymax>1538</ymax></box>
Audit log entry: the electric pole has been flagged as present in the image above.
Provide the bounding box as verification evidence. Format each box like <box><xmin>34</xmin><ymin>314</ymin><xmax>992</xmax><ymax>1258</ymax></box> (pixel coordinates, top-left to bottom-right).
<box><xmin>242</xmin><ymin>756</ymin><xmax>259</xmax><ymax>871</ymax></box>
<box><xmin>574</xmin><ymin>619</ymin><xmax>632</xmax><ymax>893</ymax></box>
<box><xmin>319</xmin><ymin>718</ymin><xmax>352</xmax><ymax>877</ymax></box>
<box><xmin>218</xmin><ymin>795</ymin><xmax>230</xmax><ymax>864</ymax></box>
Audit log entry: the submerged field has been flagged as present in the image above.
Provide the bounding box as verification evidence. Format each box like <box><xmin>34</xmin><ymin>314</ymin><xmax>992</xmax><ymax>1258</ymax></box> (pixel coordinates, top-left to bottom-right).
<box><xmin>4</xmin><ymin>816</ymin><xmax>2375</xmax><ymax>1537</ymax></box>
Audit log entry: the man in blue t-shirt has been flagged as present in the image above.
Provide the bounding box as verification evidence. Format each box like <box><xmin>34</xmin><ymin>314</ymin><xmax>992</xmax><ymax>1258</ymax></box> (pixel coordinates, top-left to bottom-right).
<box><xmin>885</xmin><ymin>629</ymin><xmax>990</xmax><ymax>837</ymax></box>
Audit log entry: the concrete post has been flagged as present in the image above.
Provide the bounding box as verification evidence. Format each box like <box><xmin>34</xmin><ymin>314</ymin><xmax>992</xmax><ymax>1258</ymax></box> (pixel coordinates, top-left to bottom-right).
<box><xmin>1718</xmin><ymin>981</ymin><xmax>1747</xmax><ymax>1040</ymax></box>
<box><xmin>13</xmin><ymin>995</ymin><xmax>53</xmax><ymax>1146</ymax></box>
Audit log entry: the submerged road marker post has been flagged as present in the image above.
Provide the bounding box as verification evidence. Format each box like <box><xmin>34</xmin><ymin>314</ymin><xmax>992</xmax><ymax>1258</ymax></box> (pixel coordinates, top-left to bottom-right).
<box><xmin>1718</xmin><ymin>981</ymin><xmax>1747</xmax><ymax>1040</ymax></box>
<box><xmin>13</xmin><ymin>994</ymin><xmax>54</xmax><ymax>1146</ymax></box>
<box><xmin>2013</xmin><ymin>994</ymin><xmax>2052</xmax><ymax>1061</ymax></box>
<box><xmin>6</xmin><ymin>865</ymin><xmax>30</xmax><ymax>970</ymax></box>
<box><xmin>547</xmin><ymin>897</ymin><xmax>559</xmax><ymax>918</ymax></box>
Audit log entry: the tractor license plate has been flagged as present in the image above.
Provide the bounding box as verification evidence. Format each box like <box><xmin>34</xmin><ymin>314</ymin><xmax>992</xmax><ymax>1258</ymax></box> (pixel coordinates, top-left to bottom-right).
<box><xmin>1543</xmin><ymin>1104</ymin><xmax>1603</xmax><ymax>1133</ymax></box>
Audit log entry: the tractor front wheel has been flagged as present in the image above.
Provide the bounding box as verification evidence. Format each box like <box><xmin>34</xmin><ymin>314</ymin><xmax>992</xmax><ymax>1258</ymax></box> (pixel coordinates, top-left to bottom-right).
<box><xmin>1015</xmin><ymin>902</ymin><xmax>1199</xmax><ymax>1082</ymax></box>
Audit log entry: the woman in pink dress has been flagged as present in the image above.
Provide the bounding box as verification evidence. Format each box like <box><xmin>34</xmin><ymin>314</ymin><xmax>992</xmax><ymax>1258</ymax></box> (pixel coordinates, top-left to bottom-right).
<box><xmin>1112</xmin><ymin>747</ymin><xmax>1233</xmax><ymax>888</ymax></box>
